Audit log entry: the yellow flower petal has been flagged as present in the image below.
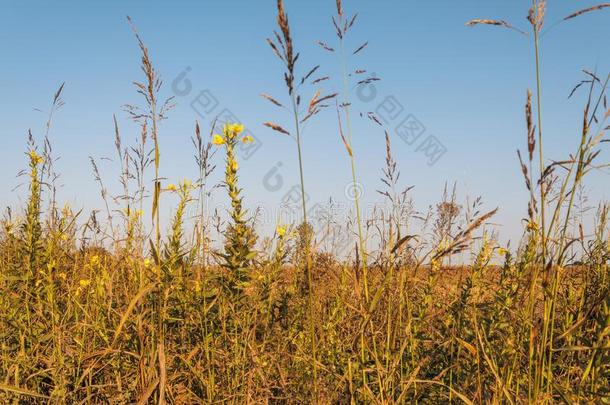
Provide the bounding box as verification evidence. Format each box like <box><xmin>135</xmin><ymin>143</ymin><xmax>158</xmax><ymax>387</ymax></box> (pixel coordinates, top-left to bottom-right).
<box><xmin>28</xmin><ymin>150</ymin><xmax>44</xmax><ymax>165</ymax></box>
<box><xmin>90</xmin><ymin>255</ymin><xmax>100</xmax><ymax>266</ymax></box>
<box><xmin>212</xmin><ymin>134</ymin><xmax>225</xmax><ymax>145</ymax></box>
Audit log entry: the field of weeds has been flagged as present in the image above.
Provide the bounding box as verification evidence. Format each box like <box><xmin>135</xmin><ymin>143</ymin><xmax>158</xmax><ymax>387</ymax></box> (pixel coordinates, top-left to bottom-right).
<box><xmin>1</xmin><ymin>1</ymin><xmax>610</xmax><ymax>403</ymax></box>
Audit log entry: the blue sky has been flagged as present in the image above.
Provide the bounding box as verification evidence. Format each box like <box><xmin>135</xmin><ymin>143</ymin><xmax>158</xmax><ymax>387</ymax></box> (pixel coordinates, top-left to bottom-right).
<box><xmin>1</xmin><ymin>0</ymin><xmax>609</xmax><ymax>246</ymax></box>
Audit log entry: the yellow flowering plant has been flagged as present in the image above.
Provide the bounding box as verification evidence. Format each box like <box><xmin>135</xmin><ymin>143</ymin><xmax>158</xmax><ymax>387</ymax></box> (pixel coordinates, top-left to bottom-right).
<box><xmin>497</xmin><ymin>247</ymin><xmax>509</xmax><ymax>257</ymax></box>
<box><xmin>213</xmin><ymin>123</ymin><xmax>256</xmax><ymax>293</ymax></box>
<box><xmin>24</xmin><ymin>147</ymin><xmax>44</xmax><ymax>279</ymax></box>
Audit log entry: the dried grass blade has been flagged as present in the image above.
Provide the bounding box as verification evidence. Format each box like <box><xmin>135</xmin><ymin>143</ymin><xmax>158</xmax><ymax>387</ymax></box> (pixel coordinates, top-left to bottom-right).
<box><xmin>0</xmin><ymin>384</ymin><xmax>50</xmax><ymax>400</ymax></box>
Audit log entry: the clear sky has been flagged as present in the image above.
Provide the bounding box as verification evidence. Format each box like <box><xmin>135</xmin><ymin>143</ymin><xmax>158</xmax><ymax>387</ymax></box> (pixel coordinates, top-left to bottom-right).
<box><xmin>1</xmin><ymin>0</ymin><xmax>609</xmax><ymax>246</ymax></box>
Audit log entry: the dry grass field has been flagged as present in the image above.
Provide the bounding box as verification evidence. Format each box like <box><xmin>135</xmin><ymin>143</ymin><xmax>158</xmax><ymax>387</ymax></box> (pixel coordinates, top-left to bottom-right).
<box><xmin>1</xmin><ymin>1</ymin><xmax>610</xmax><ymax>403</ymax></box>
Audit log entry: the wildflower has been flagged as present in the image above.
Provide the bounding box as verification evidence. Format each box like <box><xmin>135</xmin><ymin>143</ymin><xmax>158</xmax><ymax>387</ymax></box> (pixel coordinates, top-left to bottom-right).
<box><xmin>90</xmin><ymin>255</ymin><xmax>100</xmax><ymax>267</ymax></box>
<box><xmin>166</xmin><ymin>183</ymin><xmax>177</xmax><ymax>192</ymax></box>
<box><xmin>476</xmin><ymin>233</ymin><xmax>495</xmax><ymax>264</ymax></box>
<box><xmin>219</xmin><ymin>121</ymin><xmax>255</xmax><ymax>289</ymax></box>
<box><xmin>28</xmin><ymin>150</ymin><xmax>44</xmax><ymax>165</ymax></box>
<box><xmin>135</xmin><ymin>209</ymin><xmax>143</xmax><ymax>217</ymax></box>
<box><xmin>497</xmin><ymin>247</ymin><xmax>509</xmax><ymax>256</ymax></box>
<box><xmin>79</xmin><ymin>279</ymin><xmax>91</xmax><ymax>287</ymax></box>
<box><xmin>144</xmin><ymin>258</ymin><xmax>152</xmax><ymax>268</ymax></box>
<box><xmin>212</xmin><ymin>134</ymin><xmax>225</xmax><ymax>145</ymax></box>
<box><xmin>277</xmin><ymin>225</ymin><xmax>286</xmax><ymax>237</ymax></box>
<box><xmin>224</xmin><ymin>123</ymin><xmax>244</xmax><ymax>136</ymax></box>
<box><xmin>231</xmin><ymin>123</ymin><xmax>245</xmax><ymax>134</ymax></box>
<box><xmin>242</xmin><ymin>135</ymin><xmax>254</xmax><ymax>144</ymax></box>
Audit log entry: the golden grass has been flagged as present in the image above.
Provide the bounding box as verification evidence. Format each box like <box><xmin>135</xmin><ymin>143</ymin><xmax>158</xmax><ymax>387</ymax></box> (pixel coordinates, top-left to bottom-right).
<box><xmin>1</xmin><ymin>2</ymin><xmax>610</xmax><ymax>404</ymax></box>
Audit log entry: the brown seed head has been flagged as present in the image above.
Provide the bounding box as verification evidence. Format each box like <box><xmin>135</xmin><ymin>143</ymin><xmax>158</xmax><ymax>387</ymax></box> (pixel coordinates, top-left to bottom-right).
<box><xmin>564</xmin><ymin>3</ymin><xmax>610</xmax><ymax>21</ymax></box>
<box><xmin>528</xmin><ymin>0</ymin><xmax>546</xmax><ymax>31</ymax></box>
<box><xmin>526</xmin><ymin>90</ymin><xmax>536</xmax><ymax>161</ymax></box>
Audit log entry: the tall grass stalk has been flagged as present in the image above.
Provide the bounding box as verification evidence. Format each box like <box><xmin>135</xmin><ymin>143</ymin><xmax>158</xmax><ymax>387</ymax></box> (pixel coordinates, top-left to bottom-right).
<box><xmin>334</xmin><ymin>1</ymin><xmax>369</xmax><ymax>302</ymax></box>
<box><xmin>126</xmin><ymin>17</ymin><xmax>175</xmax><ymax>403</ymax></box>
<box><xmin>263</xmin><ymin>0</ymin><xmax>338</xmax><ymax>395</ymax></box>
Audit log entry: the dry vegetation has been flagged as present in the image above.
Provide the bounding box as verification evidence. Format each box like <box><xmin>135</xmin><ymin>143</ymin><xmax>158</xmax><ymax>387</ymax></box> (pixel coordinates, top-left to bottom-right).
<box><xmin>1</xmin><ymin>1</ymin><xmax>610</xmax><ymax>403</ymax></box>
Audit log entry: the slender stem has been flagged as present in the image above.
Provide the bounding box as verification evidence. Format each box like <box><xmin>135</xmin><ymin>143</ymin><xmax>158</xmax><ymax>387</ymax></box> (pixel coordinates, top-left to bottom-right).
<box><xmin>339</xmin><ymin>35</ymin><xmax>369</xmax><ymax>302</ymax></box>
<box><xmin>290</xmin><ymin>92</ymin><xmax>318</xmax><ymax>397</ymax></box>
<box><xmin>291</xmin><ymin>96</ymin><xmax>309</xmax><ymax>230</ymax></box>
<box><xmin>533</xmin><ymin>21</ymin><xmax>546</xmax><ymax>267</ymax></box>
<box><xmin>337</xmin><ymin>20</ymin><xmax>373</xmax><ymax>396</ymax></box>
<box><xmin>531</xmin><ymin>10</ymin><xmax>549</xmax><ymax>397</ymax></box>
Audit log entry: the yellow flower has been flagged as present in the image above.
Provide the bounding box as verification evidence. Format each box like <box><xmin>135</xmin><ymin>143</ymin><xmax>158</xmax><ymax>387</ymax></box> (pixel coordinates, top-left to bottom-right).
<box><xmin>28</xmin><ymin>150</ymin><xmax>44</xmax><ymax>165</ymax></box>
<box><xmin>135</xmin><ymin>209</ymin><xmax>143</xmax><ymax>218</ymax></box>
<box><xmin>144</xmin><ymin>258</ymin><xmax>152</xmax><ymax>268</ymax></box>
<box><xmin>242</xmin><ymin>135</ymin><xmax>254</xmax><ymax>144</ymax></box>
<box><xmin>166</xmin><ymin>183</ymin><xmax>177</xmax><ymax>192</ymax></box>
<box><xmin>223</xmin><ymin>123</ymin><xmax>245</xmax><ymax>136</ymax></box>
<box><xmin>276</xmin><ymin>225</ymin><xmax>286</xmax><ymax>237</ymax></box>
<box><xmin>90</xmin><ymin>255</ymin><xmax>100</xmax><ymax>267</ymax></box>
<box><xmin>231</xmin><ymin>161</ymin><xmax>239</xmax><ymax>171</ymax></box>
<box><xmin>497</xmin><ymin>247</ymin><xmax>509</xmax><ymax>256</ymax></box>
<box><xmin>79</xmin><ymin>279</ymin><xmax>91</xmax><ymax>287</ymax></box>
<box><xmin>212</xmin><ymin>134</ymin><xmax>225</xmax><ymax>145</ymax></box>
<box><xmin>231</xmin><ymin>123</ymin><xmax>245</xmax><ymax>134</ymax></box>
